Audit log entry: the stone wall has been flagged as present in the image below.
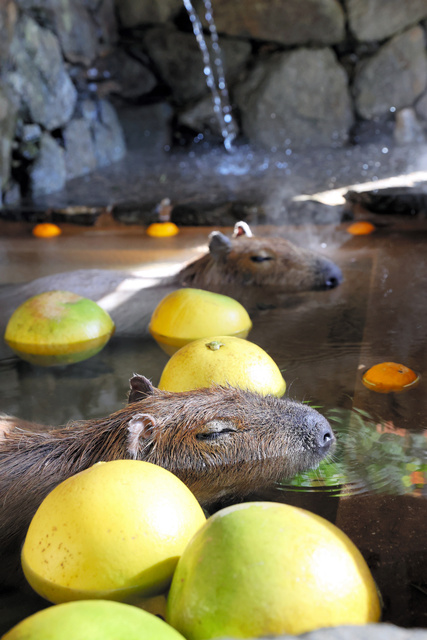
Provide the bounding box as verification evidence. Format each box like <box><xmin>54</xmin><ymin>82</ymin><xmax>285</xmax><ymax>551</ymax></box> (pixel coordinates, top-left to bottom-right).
<box><xmin>0</xmin><ymin>0</ymin><xmax>127</xmax><ymax>202</ymax></box>
<box><xmin>1</xmin><ymin>0</ymin><xmax>427</xmax><ymax>201</ymax></box>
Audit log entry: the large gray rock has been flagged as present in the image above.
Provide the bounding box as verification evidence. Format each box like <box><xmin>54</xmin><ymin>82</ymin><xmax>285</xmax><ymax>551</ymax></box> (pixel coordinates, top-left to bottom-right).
<box><xmin>63</xmin><ymin>118</ymin><xmax>98</xmax><ymax>180</ymax></box>
<box><xmin>28</xmin><ymin>132</ymin><xmax>66</xmax><ymax>195</ymax></box>
<box><xmin>54</xmin><ymin>0</ymin><xmax>99</xmax><ymax>65</ymax></box>
<box><xmin>0</xmin><ymin>83</ymin><xmax>17</xmax><ymax>190</ymax></box>
<box><xmin>94</xmin><ymin>0</ymin><xmax>118</xmax><ymax>50</ymax></box>
<box><xmin>83</xmin><ymin>99</ymin><xmax>126</xmax><ymax>167</ymax></box>
<box><xmin>345</xmin><ymin>0</ymin><xmax>427</xmax><ymax>42</ymax></box>
<box><xmin>235</xmin><ymin>48</ymin><xmax>353</xmax><ymax>150</ymax></box>
<box><xmin>15</xmin><ymin>0</ymin><xmax>117</xmax><ymax>61</ymax></box>
<box><xmin>115</xmin><ymin>0</ymin><xmax>182</xmax><ymax>28</ymax></box>
<box><xmin>393</xmin><ymin>107</ymin><xmax>425</xmax><ymax>146</ymax></box>
<box><xmin>6</xmin><ymin>16</ymin><xmax>77</xmax><ymax>130</ymax></box>
<box><xmin>415</xmin><ymin>92</ymin><xmax>427</xmax><ymax>122</ymax></box>
<box><xmin>142</xmin><ymin>25</ymin><xmax>251</xmax><ymax>105</ymax></box>
<box><xmin>224</xmin><ymin>623</ymin><xmax>427</xmax><ymax>640</ymax></box>
<box><xmin>197</xmin><ymin>0</ymin><xmax>345</xmax><ymax>45</ymax></box>
<box><xmin>178</xmin><ymin>94</ymin><xmax>228</xmax><ymax>138</ymax></box>
<box><xmin>353</xmin><ymin>26</ymin><xmax>427</xmax><ymax>120</ymax></box>
<box><xmin>0</xmin><ymin>0</ymin><xmax>17</xmax><ymax>67</ymax></box>
<box><xmin>92</xmin><ymin>49</ymin><xmax>157</xmax><ymax>100</ymax></box>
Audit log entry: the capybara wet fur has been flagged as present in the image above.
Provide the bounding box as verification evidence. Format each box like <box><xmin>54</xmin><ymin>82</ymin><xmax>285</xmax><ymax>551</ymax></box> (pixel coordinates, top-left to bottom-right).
<box><xmin>178</xmin><ymin>221</ymin><xmax>343</xmax><ymax>297</ymax></box>
<box><xmin>0</xmin><ymin>375</ymin><xmax>335</xmax><ymax>587</ymax></box>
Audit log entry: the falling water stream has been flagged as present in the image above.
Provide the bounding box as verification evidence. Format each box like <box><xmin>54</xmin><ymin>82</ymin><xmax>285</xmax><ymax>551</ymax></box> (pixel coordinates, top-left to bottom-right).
<box><xmin>182</xmin><ymin>0</ymin><xmax>238</xmax><ymax>151</ymax></box>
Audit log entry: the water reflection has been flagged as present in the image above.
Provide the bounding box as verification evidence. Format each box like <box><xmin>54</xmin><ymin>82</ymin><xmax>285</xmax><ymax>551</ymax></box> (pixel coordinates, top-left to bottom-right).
<box><xmin>283</xmin><ymin>407</ymin><xmax>427</xmax><ymax>498</ymax></box>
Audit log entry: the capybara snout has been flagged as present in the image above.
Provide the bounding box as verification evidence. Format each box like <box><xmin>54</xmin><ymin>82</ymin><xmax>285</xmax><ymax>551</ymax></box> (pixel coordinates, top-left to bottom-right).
<box><xmin>313</xmin><ymin>256</ymin><xmax>343</xmax><ymax>290</ymax></box>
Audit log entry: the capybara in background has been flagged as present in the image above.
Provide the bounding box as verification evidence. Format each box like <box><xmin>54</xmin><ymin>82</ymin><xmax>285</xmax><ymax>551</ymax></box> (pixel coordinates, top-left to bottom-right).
<box><xmin>0</xmin><ymin>374</ymin><xmax>335</xmax><ymax>586</ymax></box>
<box><xmin>0</xmin><ymin>222</ymin><xmax>342</xmax><ymax>351</ymax></box>
<box><xmin>178</xmin><ymin>221</ymin><xmax>343</xmax><ymax>296</ymax></box>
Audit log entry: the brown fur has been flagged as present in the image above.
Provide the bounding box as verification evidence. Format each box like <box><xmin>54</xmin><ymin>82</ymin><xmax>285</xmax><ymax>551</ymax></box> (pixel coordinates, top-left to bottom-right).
<box><xmin>177</xmin><ymin>233</ymin><xmax>342</xmax><ymax>296</ymax></box>
<box><xmin>0</xmin><ymin>375</ymin><xmax>335</xmax><ymax>586</ymax></box>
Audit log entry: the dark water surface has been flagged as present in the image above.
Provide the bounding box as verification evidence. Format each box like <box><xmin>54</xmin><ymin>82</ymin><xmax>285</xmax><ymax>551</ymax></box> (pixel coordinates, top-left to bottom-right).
<box><xmin>0</xmin><ymin>218</ymin><xmax>426</xmax><ymax>631</ymax></box>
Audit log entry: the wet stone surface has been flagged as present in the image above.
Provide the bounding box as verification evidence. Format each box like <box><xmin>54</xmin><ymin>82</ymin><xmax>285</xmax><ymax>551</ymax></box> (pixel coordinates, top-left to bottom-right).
<box><xmin>3</xmin><ymin>128</ymin><xmax>426</xmax><ymax>228</ymax></box>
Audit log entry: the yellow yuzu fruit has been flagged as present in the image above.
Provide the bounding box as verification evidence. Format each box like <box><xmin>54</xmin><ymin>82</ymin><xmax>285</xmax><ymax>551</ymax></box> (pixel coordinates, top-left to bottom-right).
<box><xmin>158</xmin><ymin>335</ymin><xmax>286</xmax><ymax>396</ymax></box>
<box><xmin>1</xmin><ymin>600</ymin><xmax>186</xmax><ymax>640</ymax></box>
<box><xmin>362</xmin><ymin>361</ymin><xmax>419</xmax><ymax>393</ymax></box>
<box><xmin>4</xmin><ymin>290</ymin><xmax>115</xmax><ymax>366</ymax></box>
<box><xmin>149</xmin><ymin>288</ymin><xmax>252</xmax><ymax>355</ymax></box>
<box><xmin>21</xmin><ymin>460</ymin><xmax>206</xmax><ymax>604</ymax></box>
<box><xmin>166</xmin><ymin>502</ymin><xmax>381</xmax><ymax>639</ymax></box>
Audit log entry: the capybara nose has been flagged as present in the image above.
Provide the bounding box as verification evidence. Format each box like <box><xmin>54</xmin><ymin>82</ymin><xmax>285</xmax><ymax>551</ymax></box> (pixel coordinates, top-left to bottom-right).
<box><xmin>316</xmin><ymin>422</ymin><xmax>335</xmax><ymax>454</ymax></box>
<box><xmin>322</xmin><ymin>260</ymin><xmax>343</xmax><ymax>289</ymax></box>
<box><xmin>325</xmin><ymin>274</ymin><xmax>341</xmax><ymax>289</ymax></box>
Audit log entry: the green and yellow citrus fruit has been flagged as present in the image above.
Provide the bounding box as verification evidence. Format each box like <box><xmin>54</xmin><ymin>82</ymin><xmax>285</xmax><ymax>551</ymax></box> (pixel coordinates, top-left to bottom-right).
<box><xmin>1</xmin><ymin>599</ymin><xmax>186</xmax><ymax>640</ymax></box>
<box><xmin>167</xmin><ymin>502</ymin><xmax>381</xmax><ymax>639</ymax></box>
<box><xmin>21</xmin><ymin>460</ymin><xmax>206</xmax><ymax>604</ymax></box>
<box><xmin>4</xmin><ymin>290</ymin><xmax>115</xmax><ymax>366</ymax></box>
<box><xmin>149</xmin><ymin>288</ymin><xmax>252</xmax><ymax>355</ymax></box>
<box><xmin>158</xmin><ymin>335</ymin><xmax>286</xmax><ymax>396</ymax></box>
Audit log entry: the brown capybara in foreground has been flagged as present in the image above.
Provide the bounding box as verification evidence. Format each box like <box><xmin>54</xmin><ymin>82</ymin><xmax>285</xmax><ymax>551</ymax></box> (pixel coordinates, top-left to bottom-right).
<box><xmin>0</xmin><ymin>374</ymin><xmax>335</xmax><ymax>586</ymax></box>
<box><xmin>0</xmin><ymin>222</ymin><xmax>342</xmax><ymax>353</ymax></box>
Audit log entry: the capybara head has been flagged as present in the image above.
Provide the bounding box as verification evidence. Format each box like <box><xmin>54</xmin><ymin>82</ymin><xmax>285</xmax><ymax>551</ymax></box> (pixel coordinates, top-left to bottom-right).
<box><xmin>178</xmin><ymin>221</ymin><xmax>343</xmax><ymax>297</ymax></box>
<box><xmin>127</xmin><ymin>375</ymin><xmax>335</xmax><ymax>505</ymax></box>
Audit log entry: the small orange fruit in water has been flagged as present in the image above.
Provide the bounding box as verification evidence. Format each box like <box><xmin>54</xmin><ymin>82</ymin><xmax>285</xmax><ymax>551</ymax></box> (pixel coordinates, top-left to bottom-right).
<box><xmin>362</xmin><ymin>362</ymin><xmax>419</xmax><ymax>393</ymax></box>
<box><xmin>32</xmin><ymin>223</ymin><xmax>62</xmax><ymax>238</ymax></box>
<box><xmin>346</xmin><ymin>221</ymin><xmax>376</xmax><ymax>236</ymax></box>
<box><xmin>146</xmin><ymin>222</ymin><xmax>179</xmax><ymax>237</ymax></box>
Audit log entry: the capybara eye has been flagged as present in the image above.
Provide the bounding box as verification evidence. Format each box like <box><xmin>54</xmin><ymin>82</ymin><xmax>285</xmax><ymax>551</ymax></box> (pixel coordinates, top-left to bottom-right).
<box><xmin>196</xmin><ymin>429</ymin><xmax>235</xmax><ymax>441</ymax></box>
<box><xmin>250</xmin><ymin>255</ymin><xmax>274</xmax><ymax>263</ymax></box>
<box><xmin>196</xmin><ymin>419</ymin><xmax>237</xmax><ymax>441</ymax></box>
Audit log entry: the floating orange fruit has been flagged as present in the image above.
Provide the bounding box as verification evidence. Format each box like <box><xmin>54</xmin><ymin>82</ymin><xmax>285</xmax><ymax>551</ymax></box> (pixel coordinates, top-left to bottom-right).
<box><xmin>32</xmin><ymin>223</ymin><xmax>62</xmax><ymax>238</ymax></box>
<box><xmin>346</xmin><ymin>221</ymin><xmax>375</xmax><ymax>236</ymax></box>
<box><xmin>362</xmin><ymin>362</ymin><xmax>419</xmax><ymax>393</ymax></box>
<box><xmin>146</xmin><ymin>222</ymin><xmax>179</xmax><ymax>237</ymax></box>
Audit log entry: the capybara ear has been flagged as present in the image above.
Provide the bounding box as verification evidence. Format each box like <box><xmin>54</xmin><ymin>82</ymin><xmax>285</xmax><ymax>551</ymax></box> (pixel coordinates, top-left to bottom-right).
<box><xmin>208</xmin><ymin>231</ymin><xmax>232</xmax><ymax>260</ymax></box>
<box><xmin>232</xmin><ymin>221</ymin><xmax>253</xmax><ymax>238</ymax></box>
<box><xmin>127</xmin><ymin>413</ymin><xmax>157</xmax><ymax>457</ymax></box>
<box><xmin>128</xmin><ymin>375</ymin><xmax>156</xmax><ymax>404</ymax></box>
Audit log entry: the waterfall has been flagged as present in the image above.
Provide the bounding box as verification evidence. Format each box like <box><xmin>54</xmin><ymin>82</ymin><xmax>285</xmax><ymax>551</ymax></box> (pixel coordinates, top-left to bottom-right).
<box><xmin>182</xmin><ymin>0</ymin><xmax>238</xmax><ymax>151</ymax></box>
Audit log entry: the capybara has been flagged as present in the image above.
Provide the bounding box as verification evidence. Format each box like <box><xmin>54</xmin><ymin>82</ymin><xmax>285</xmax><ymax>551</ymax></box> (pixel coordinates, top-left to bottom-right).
<box><xmin>0</xmin><ymin>222</ymin><xmax>342</xmax><ymax>354</ymax></box>
<box><xmin>178</xmin><ymin>221</ymin><xmax>343</xmax><ymax>296</ymax></box>
<box><xmin>0</xmin><ymin>374</ymin><xmax>335</xmax><ymax>586</ymax></box>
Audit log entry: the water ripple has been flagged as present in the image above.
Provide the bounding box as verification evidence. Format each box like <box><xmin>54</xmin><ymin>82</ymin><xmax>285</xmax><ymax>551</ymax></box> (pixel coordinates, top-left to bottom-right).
<box><xmin>280</xmin><ymin>407</ymin><xmax>427</xmax><ymax>499</ymax></box>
